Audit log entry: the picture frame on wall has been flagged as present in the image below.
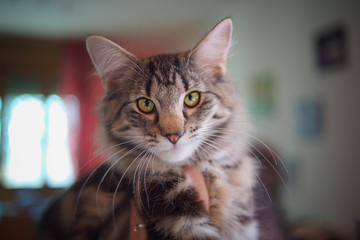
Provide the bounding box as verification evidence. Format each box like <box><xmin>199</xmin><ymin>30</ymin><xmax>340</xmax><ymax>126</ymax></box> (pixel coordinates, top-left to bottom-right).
<box><xmin>315</xmin><ymin>23</ymin><xmax>348</xmax><ymax>71</ymax></box>
<box><xmin>296</xmin><ymin>98</ymin><xmax>324</xmax><ymax>140</ymax></box>
<box><xmin>250</xmin><ymin>73</ymin><xmax>275</xmax><ymax>118</ymax></box>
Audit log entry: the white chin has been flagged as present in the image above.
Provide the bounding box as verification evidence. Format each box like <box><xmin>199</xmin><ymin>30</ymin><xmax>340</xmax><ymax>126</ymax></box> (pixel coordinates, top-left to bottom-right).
<box><xmin>155</xmin><ymin>145</ymin><xmax>194</xmax><ymax>165</ymax></box>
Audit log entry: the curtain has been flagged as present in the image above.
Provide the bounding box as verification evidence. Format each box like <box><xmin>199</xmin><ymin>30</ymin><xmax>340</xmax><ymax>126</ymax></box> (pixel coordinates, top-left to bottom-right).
<box><xmin>60</xmin><ymin>41</ymin><xmax>104</xmax><ymax>177</ymax></box>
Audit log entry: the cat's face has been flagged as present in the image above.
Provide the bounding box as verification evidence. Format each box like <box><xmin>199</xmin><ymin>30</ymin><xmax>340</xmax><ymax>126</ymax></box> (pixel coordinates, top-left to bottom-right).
<box><xmin>103</xmin><ymin>54</ymin><xmax>233</xmax><ymax>164</ymax></box>
<box><xmin>87</xmin><ymin>19</ymin><xmax>240</xmax><ymax>166</ymax></box>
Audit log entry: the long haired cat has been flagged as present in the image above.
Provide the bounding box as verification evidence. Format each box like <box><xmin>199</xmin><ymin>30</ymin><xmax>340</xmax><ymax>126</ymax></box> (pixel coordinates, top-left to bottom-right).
<box><xmin>38</xmin><ymin>18</ymin><xmax>259</xmax><ymax>240</ymax></box>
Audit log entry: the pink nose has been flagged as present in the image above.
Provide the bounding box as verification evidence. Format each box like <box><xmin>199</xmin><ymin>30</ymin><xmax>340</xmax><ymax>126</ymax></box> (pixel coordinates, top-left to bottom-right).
<box><xmin>165</xmin><ymin>132</ymin><xmax>184</xmax><ymax>144</ymax></box>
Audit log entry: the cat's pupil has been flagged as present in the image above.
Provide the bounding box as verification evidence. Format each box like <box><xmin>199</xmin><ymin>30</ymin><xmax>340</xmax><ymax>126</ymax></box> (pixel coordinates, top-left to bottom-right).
<box><xmin>188</xmin><ymin>94</ymin><xmax>193</xmax><ymax>101</ymax></box>
<box><xmin>144</xmin><ymin>99</ymin><xmax>150</xmax><ymax>106</ymax></box>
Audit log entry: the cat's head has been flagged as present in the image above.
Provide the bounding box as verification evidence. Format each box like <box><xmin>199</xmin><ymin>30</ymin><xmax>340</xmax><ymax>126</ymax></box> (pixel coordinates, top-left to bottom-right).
<box><xmin>86</xmin><ymin>18</ymin><xmax>245</xmax><ymax>166</ymax></box>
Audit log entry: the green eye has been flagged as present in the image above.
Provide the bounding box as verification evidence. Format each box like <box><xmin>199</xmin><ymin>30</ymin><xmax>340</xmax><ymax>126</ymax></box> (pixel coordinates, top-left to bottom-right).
<box><xmin>137</xmin><ymin>98</ymin><xmax>155</xmax><ymax>113</ymax></box>
<box><xmin>184</xmin><ymin>91</ymin><xmax>200</xmax><ymax>107</ymax></box>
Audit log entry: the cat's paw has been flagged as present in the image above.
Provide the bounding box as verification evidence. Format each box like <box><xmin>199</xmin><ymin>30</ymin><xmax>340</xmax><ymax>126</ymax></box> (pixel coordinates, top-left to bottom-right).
<box><xmin>149</xmin><ymin>215</ymin><xmax>220</xmax><ymax>240</ymax></box>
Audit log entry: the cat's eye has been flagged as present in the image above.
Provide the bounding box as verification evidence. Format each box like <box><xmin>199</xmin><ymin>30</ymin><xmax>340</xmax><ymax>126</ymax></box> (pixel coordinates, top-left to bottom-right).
<box><xmin>137</xmin><ymin>98</ymin><xmax>155</xmax><ymax>113</ymax></box>
<box><xmin>184</xmin><ymin>91</ymin><xmax>200</xmax><ymax>108</ymax></box>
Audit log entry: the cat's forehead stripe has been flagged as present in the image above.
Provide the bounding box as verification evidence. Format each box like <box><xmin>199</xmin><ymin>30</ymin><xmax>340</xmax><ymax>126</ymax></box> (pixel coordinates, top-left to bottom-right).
<box><xmin>146</xmin><ymin>76</ymin><xmax>152</xmax><ymax>97</ymax></box>
<box><xmin>178</xmin><ymin>69</ymin><xmax>189</xmax><ymax>91</ymax></box>
<box><xmin>147</xmin><ymin>55</ymin><xmax>189</xmax><ymax>94</ymax></box>
<box><xmin>173</xmin><ymin>56</ymin><xmax>181</xmax><ymax>69</ymax></box>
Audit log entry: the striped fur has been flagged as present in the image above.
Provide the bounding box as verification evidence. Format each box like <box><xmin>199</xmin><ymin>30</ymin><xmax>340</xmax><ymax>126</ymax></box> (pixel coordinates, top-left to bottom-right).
<box><xmin>38</xmin><ymin>18</ymin><xmax>259</xmax><ymax>240</ymax></box>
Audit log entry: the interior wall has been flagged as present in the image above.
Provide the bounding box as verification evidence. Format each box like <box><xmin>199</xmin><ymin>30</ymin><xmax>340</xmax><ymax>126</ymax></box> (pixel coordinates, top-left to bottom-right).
<box><xmin>1</xmin><ymin>0</ymin><xmax>359</xmax><ymax>237</ymax></box>
<box><xmin>0</xmin><ymin>37</ymin><xmax>62</xmax><ymax>95</ymax></box>
<box><xmin>226</xmin><ymin>0</ymin><xmax>360</xmax><ymax>235</ymax></box>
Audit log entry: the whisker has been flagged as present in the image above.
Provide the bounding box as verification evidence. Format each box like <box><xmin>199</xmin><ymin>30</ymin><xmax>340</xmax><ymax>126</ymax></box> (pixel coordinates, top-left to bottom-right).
<box><xmin>245</xmin><ymin>133</ymin><xmax>289</xmax><ymax>174</ymax></box>
<box><xmin>201</xmin><ymin>123</ymin><xmax>289</xmax><ymax>176</ymax></box>
<box><xmin>79</xmin><ymin>139</ymin><xmax>137</xmax><ymax>173</ymax></box>
<box><xmin>73</xmin><ymin>161</ymin><xmax>107</xmax><ymax>219</ymax></box>
<box><xmin>142</xmin><ymin>149</ymin><xmax>154</xmax><ymax>214</ymax></box>
<box><xmin>256</xmin><ymin>173</ymin><xmax>272</xmax><ymax>202</ymax></box>
<box><xmin>111</xmin><ymin>147</ymin><xmax>148</xmax><ymax>225</ymax></box>
<box><xmin>246</xmin><ymin>146</ymin><xmax>264</xmax><ymax>166</ymax></box>
<box><xmin>74</xmin><ymin>146</ymin><xmax>127</xmax><ymax>218</ymax></box>
<box><xmin>200</xmin><ymin>131</ymin><xmax>289</xmax><ymax>192</ymax></box>
<box><xmin>96</xmin><ymin>143</ymin><xmax>145</xmax><ymax>216</ymax></box>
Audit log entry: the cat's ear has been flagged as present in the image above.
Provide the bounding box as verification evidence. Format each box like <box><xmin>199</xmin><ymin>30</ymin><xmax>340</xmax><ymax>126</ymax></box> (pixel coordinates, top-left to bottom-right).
<box><xmin>191</xmin><ymin>18</ymin><xmax>232</xmax><ymax>76</ymax></box>
<box><xmin>86</xmin><ymin>35</ymin><xmax>140</xmax><ymax>89</ymax></box>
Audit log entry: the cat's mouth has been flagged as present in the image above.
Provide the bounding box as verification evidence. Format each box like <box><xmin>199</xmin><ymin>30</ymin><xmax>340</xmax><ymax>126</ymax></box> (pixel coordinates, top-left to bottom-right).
<box><xmin>154</xmin><ymin>141</ymin><xmax>196</xmax><ymax>164</ymax></box>
<box><xmin>165</xmin><ymin>143</ymin><xmax>187</xmax><ymax>155</ymax></box>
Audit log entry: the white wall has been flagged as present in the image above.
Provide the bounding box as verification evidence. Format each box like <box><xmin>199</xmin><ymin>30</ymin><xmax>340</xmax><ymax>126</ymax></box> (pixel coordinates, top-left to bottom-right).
<box><xmin>226</xmin><ymin>0</ymin><xmax>360</xmax><ymax>236</ymax></box>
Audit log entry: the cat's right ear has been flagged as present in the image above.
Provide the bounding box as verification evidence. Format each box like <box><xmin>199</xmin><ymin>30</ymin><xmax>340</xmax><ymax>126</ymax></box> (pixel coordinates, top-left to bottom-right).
<box><xmin>86</xmin><ymin>35</ymin><xmax>139</xmax><ymax>90</ymax></box>
<box><xmin>190</xmin><ymin>18</ymin><xmax>232</xmax><ymax>77</ymax></box>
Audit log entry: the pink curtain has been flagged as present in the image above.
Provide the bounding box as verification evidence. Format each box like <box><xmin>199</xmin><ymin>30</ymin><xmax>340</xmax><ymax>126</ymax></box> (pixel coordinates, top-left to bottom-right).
<box><xmin>60</xmin><ymin>41</ymin><xmax>104</xmax><ymax>177</ymax></box>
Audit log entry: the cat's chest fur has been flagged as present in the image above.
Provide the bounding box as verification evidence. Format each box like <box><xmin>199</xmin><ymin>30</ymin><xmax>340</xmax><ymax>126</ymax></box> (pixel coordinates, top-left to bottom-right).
<box><xmin>130</xmin><ymin>156</ymin><xmax>259</xmax><ymax>240</ymax></box>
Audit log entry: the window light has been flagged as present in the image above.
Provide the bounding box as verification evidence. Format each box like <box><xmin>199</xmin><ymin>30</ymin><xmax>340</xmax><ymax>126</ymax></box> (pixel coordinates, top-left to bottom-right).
<box><xmin>2</xmin><ymin>94</ymin><xmax>76</xmax><ymax>189</ymax></box>
<box><xmin>3</xmin><ymin>95</ymin><xmax>45</xmax><ymax>188</ymax></box>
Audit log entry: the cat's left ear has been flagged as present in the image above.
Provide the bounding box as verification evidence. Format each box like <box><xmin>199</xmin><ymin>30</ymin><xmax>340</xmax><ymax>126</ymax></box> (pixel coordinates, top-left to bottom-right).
<box><xmin>86</xmin><ymin>35</ymin><xmax>140</xmax><ymax>90</ymax></box>
<box><xmin>191</xmin><ymin>18</ymin><xmax>232</xmax><ymax>76</ymax></box>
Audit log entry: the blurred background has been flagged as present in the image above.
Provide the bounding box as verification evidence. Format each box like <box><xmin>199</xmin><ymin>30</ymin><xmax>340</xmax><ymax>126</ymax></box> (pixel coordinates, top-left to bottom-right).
<box><xmin>0</xmin><ymin>0</ymin><xmax>359</xmax><ymax>239</ymax></box>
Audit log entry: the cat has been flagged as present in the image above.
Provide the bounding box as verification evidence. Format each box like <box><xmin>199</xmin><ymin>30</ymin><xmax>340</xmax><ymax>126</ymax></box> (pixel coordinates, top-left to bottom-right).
<box><xmin>37</xmin><ymin>18</ymin><xmax>260</xmax><ymax>240</ymax></box>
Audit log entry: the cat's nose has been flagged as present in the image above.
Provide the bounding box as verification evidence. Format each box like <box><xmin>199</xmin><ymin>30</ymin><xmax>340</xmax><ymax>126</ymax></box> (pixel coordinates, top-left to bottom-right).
<box><xmin>165</xmin><ymin>132</ymin><xmax>184</xmax><ymax>144</ymax></box>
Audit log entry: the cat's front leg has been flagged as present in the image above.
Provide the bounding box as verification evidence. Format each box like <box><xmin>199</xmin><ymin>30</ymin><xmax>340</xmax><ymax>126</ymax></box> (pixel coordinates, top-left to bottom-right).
<box><xmin>137</xmin><ymin>172</ymin><xmax>219</xmax><ymax>240</ymax></box>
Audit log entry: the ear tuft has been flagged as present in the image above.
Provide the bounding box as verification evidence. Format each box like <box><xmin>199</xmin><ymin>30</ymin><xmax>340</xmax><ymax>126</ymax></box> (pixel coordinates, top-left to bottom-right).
<box><xmin>191</xmin><ymin>18</ymin><xmax>233</xmax><ymax>75</ymax></box>
<box><xmin>86</xmin><ymin>36</ymin><xmax>138</xmax><ymax>89</ymax></box>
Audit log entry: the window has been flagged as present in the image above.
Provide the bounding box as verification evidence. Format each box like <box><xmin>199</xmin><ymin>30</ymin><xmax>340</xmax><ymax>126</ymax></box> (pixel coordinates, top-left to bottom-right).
<box><xmin>1</xmin><ymin>94</ymin><xmax>77</xmax><ymax>189</ymax></box>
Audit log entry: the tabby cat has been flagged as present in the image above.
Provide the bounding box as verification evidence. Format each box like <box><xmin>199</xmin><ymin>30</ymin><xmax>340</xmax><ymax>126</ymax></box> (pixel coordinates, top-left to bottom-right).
<box><xmin>38</xmin><ymin>18</ymin><xmax>259</xmax><ymax>240</ymax></box>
